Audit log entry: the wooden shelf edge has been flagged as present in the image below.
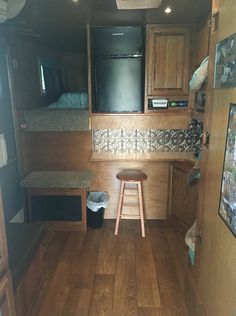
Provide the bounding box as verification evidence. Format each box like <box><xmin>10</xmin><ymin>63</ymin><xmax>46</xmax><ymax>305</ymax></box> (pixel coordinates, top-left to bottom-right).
<box><xmin>89</xmin><ymin>110</ymin><xmax>191</xmax><ymax>117</ymax></box>
<box><xmin>90</xmin><ymin>152</ymin><xmax>196</xmax><ymax>162</ymax></box>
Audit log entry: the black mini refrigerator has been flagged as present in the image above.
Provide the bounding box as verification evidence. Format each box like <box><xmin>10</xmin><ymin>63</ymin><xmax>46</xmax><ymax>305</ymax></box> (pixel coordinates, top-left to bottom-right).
<box><xmin>92</xmin><ymin>26</ymin><xmax>144</xmax><ymax>113</ymax></box>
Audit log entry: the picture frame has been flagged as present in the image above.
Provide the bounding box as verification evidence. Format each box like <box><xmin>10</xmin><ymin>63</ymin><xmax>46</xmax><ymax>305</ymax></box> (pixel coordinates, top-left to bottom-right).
<box><xmin>214</xmin><ymin>33</ymin><xmax>236</xmax><ymax>88</ymax></box>
<box><xmin>219</xmin><ymin>103</ymin><xmax>236</xmax><ymax>237</ymax></box>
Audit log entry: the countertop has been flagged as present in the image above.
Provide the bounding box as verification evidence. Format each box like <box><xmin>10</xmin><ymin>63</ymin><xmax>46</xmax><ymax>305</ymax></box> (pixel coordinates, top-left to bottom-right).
<box><xmin>21</xmin><ymin>171</ymin><xmax>93</xmax><ymax>189</ymax></box>
<box><xmin>90</xmin><ymin>151</ymin><xmax>196</xmax><ymax>163</ymax></box>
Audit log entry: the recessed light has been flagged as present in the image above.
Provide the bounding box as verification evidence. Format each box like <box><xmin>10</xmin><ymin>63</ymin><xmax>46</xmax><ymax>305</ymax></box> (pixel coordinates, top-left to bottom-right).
<box><xmin>164</xmin><ymin>6</ymin><xmax>172</xmax><ymax>14</ymax></box>
<box><xmin>72</xmin><ymin>0</ymin><xmax>79</xmax><ymax>2</ymax></box>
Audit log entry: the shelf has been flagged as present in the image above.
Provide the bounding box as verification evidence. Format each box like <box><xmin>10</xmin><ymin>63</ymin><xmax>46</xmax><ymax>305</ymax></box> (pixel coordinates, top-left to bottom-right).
<box><xmin>147</xmin><ymin>108</ymin><xmax>190</xmax><ymax>115</ymax></box>
<box><xmin>90</xmin><ymin>110</ymin><xmax>190</xmax><ymax>116</ymax></box>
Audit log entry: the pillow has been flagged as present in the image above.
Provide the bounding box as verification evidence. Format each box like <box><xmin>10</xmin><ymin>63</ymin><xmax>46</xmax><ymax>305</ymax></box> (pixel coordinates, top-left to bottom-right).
<box><xmin>48</xmin><ymin>92</ymin><xmax>88</xmax><ymax>109</ymax></box>
<box><xmin>189</xmin><ymin>56</ymin><xmax>209</xmax><ymax>90</ymax></box>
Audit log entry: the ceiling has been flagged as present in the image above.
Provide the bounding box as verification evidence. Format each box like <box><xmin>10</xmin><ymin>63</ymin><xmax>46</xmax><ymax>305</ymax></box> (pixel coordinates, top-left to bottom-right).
<box><xmin>4</xmin><ymin>0</ymin><xmax>211</xmax><ymax>52</ymax></box>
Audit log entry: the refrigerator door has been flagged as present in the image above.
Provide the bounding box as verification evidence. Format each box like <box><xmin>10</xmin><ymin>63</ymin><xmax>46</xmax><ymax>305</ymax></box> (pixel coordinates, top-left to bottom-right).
<box><xmin>92</xmin><ymin>26</ymin><xmax>143</xmax><ymax>57</ymax></box>
<box><xmin>93</xmin><ymin>57</ymin><xmax>143</xmax><ymax>113</ymax></box>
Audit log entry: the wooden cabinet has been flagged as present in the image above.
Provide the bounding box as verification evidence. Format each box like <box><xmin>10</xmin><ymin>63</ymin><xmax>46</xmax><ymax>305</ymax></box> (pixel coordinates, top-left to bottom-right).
<box><xmin>185</xmin><ymin>266</ymin><xmax>203</xmax><ymax>316</ymax></box>
<box><xmin>0</xmin><ymin>190</ymin><xmax>16</xmax><ymax>316</ymax></box>
<box><xmin>0</xmin><ymin>272</ymin><xmax>16</xmax><ymax>316</ymax></box>
<box><xmin>170</xmin><ymin>162</ymin><xmax>198</xmax><ymax>227</ymax></box>
<box><xmin>0</xmin><ymin>191</ymin><xmax>8</xmax><ymax>275</ymax></box>
<box><xmin>194</xmin><ymin>19</ymin><xmax>210</xmax><ymax>68</ymax></box>
<box><xmin>145</xmin><ymin>25</ymin><xmax>192</xmax><ymax>103</ymax></box>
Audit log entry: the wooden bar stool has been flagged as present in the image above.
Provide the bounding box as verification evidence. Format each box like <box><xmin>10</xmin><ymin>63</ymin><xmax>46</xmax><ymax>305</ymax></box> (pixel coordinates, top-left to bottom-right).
<box><xmin>114</xmin><ymin>170</ymin><xmax>147</xmax><ymax>237</ymax></box>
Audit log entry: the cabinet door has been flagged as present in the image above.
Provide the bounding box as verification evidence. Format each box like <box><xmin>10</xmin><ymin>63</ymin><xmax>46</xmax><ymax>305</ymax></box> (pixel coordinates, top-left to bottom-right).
<box><xmin>146</xmin><ymin>25</ymin><xmax>191</xmax><ymax>97</ymax></box>
<box><xmin>170</xmin><ymin>163</ymin><xmax>198</xmax><ymax>227</ymax></box>
<box><xmin>0</xmin><ymin>272</ymin><xmax>16</xmax><ymax>316</ymax></box>
<box><xmin>171</xmin><ymin>165</ymin><xmax>188</xmax><ymax>220</ymax></box>
<box><xmin>0</xmin><ymin>190</ymin><xmax>8</xmax><ymax>274</ymax></box>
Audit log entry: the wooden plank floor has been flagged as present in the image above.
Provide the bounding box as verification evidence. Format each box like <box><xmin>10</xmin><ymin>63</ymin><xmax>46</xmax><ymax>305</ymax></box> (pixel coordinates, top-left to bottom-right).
<box><xmin>29</xmin><ymin>220</ymin><xmax>189</xmax><ymax>316</ymax></box>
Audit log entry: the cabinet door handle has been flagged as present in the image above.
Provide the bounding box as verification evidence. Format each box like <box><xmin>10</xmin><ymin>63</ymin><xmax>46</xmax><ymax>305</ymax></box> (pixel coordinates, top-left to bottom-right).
<box><xmin>196</xmin><ymin>230</ymin><xmax>202</xmax><ymax>243</ymax></box>
<box><xmin>202</xmin><ymin>129</ymin><xmax>210</xmax><ymax>148</ymax></box>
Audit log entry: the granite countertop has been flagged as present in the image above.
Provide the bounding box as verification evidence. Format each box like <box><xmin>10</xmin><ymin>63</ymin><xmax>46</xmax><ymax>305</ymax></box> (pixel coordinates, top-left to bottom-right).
<box><xmin>21</xmin><ymin>171</ymin><xmax>93</xmax><ymax>189</ymax></box>
<box><xmin>23</xmin><ymin>109</ymin><xmax>89</xmax><ymax>132</ymax></box>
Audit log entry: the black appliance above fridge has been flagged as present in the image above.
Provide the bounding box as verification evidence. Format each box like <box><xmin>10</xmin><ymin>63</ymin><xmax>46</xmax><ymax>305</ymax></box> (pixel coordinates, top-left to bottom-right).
<box><xmin>92</xmin><ymin>26</ymin><xmax>144</xmax><ymax>113</ymax></box>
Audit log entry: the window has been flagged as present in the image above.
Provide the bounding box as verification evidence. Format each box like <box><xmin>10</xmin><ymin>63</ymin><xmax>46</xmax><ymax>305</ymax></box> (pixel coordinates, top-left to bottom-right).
<box><xmin>38</xmin><ymin>57</ymin><xmax>64</xmax><ymax>103</ymax></box>
<box><xmin>39</xmin><ymin>64</ymin><xmax>46</xmax><ymax>94</ymax></box>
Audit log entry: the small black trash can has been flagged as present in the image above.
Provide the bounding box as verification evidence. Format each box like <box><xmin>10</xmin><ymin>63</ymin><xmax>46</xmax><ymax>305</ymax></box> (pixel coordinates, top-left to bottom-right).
<box><xmin>87</xmin><ymin>207</ymin><xmax>104</xmax><ymax>228</ymax></box>
<box><xmin>87</xmin><ymin>192</ymin><xmax>108</xmax><ymax>229</ymax></box>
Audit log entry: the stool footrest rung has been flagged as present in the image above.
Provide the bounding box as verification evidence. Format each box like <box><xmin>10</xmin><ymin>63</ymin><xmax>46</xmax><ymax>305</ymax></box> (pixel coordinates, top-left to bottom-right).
<box><xmin>122</xmin><ymin>203</ymin><xmax>140</xmax><ymax>208</ymax></box>
<box><xmin>120</xmin><ymin>214</ymin><xmax>141</xmax><ymax>219</ymax></box>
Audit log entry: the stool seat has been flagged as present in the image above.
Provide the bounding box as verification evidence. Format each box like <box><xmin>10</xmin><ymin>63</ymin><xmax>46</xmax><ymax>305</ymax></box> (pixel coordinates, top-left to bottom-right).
<box><xmin>115</xmin><ymin>170</ymin><xmax>147</xmax><ymax>237</ymax></box>
<box><xmin>116</xmin><ymin>170</ymin><xmax>147</xmax><ymax>182</ymax></box>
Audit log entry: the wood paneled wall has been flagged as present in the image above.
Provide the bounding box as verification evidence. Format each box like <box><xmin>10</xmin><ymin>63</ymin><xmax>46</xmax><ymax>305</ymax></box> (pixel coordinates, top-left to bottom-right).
<box><xmin>61</xmin><ymin>53</ymin><xmax>87</xmax><ymax>92</ymax></box>
<box><xmin>194</xmin><ymin>19</ymin><xmax>210</xmax><ymax>68</ymax></box>
<box><xmin>8</xmin><ymin>35</ymin><xmax>61</xmax><ymax>110</ymax></box>
<box><xmin>197</xmin><ymin>1</ymin><xmax>236</xmax><ymax>315</ymax></box>
<box><xmin>22</xmin><ymin>131</ymin><xmax>170</xmax><ymax>219</ymax></box>
<box><xmin>91</xmin><ymin>113</ymin><xmax>190</xmax><ymax>130</ymax></box>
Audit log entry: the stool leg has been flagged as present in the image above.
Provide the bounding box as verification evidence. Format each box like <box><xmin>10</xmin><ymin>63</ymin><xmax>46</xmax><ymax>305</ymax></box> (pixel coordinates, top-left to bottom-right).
<box><xmin>138</xmin><ymin>181</ymin><xmax>145</xmax><ymax>237</ymax></box>
<box><xmin>115</xmin><ymin>181</ymin><xmax>125</xmax><ymax>235</ymax></box>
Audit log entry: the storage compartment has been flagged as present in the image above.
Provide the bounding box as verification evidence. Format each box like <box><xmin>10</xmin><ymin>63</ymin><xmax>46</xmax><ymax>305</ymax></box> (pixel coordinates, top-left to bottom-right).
<box><xmin>170</xmin><ymin>162</ymin><xmax>198</xmax><ymax>227</ymax></box>
<box><xmin>31</xmin><ymin>195</ymin><xmax>82</xmax><ymax>221</ymax></box>
<box><xmin>145</xmin><ymin>25</ymin><xmax>192</xmax><ymax>112</ymax></box>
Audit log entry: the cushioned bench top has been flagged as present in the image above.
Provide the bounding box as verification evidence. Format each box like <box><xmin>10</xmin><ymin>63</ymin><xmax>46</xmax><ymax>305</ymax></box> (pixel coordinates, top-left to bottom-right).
<box><xmin>6</xmin><ymin>222</ymin><xmax>45</xmax><ymax>288</ymax></box>
<box><xmin>21</xmin><ymin>171</ymin><xmax>93</xmax><ymax>189</ymax></box>
<box><xmin>23</xmin><ymin>108</ymin><xmax>89</xmax><ymax>132</ymax></box>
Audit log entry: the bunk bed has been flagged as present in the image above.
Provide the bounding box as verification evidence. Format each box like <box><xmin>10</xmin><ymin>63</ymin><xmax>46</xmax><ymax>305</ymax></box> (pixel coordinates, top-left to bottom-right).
<box><xmin>22</xmin><ymin>92</ymin><xmax>90</xmax><ymax>132</ymax></box>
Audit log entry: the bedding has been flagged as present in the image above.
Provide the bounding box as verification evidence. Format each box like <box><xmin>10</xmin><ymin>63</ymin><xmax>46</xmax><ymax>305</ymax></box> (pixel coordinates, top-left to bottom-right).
<box><xmin>48</xmin><ymin>92</ymin><xmax>88</xmax><ymax>109</ymax></box>
<box><xmin>22</xmin><ymin>91</ymin><xmax>89</xmax><ymax>132</ymax></box>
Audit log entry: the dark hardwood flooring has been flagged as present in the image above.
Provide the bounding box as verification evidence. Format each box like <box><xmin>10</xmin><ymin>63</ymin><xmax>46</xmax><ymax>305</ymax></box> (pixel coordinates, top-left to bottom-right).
<box><xmin>29</xmin><ymin>220</ymin><xmax>189</xmax><ymax>316</ymax></box>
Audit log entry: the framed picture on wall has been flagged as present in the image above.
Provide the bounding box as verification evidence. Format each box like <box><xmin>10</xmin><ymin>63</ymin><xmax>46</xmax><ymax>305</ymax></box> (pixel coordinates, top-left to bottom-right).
<box><xmin>214</xmin><ymin>33</ymin><xmax>236</xmax><ymax>88</ymax></box>
<box><xmin>219</xmin><ymin>104</ymin><xmax>236</xmax><ymax>237</ymax></box>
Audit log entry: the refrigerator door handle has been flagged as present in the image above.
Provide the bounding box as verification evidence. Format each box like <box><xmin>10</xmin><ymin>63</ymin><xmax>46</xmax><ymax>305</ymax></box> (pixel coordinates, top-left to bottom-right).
<box><xmin>95</xmin><ymin>54</ymin><xmax>143</xmax><ymax>59</ymax></box>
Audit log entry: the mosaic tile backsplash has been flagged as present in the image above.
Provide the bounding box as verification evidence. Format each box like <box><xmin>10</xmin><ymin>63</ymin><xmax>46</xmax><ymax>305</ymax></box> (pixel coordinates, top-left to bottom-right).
<box><xmin>93</xmin><ymin>119</ymin><xmax>203</xmax><ymax>153</ymax></box>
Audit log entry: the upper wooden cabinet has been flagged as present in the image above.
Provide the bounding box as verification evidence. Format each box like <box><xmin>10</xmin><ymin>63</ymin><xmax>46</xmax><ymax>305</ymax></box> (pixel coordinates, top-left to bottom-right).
<box><xmin>145</xmin><ymin>25</ymin><xmax>192</xmax><ymax>98</ymax></box>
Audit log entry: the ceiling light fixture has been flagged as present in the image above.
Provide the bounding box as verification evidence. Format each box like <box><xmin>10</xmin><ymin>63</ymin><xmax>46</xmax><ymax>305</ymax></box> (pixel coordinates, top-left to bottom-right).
<box><xmin>116</xmin><ymin>0</ymin><xmax>163</xmax><ymax>10</ymax></box>
<box><xmin>164</xmin><ymin>6</ymin><xmax>172</xmax><ymax>14</ymax></box>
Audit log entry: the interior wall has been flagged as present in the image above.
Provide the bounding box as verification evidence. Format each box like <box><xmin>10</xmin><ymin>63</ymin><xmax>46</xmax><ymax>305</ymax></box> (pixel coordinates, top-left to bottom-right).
<box><xmin>194</xmin><ymin>18</ymin><xmax>210</xmax><ymax>68</ymax></box>
<box><xmin>91</xmin><ymin>113</ymin><xmax>190</xmax><ymax>129</ymax></box>
<box><xmin>61</xmin><ymin>53</ymin><xmax>87</xmax><ymax>92</ymax></box>
<box><xmin>198</xmin><ymin>0</ymin><xmax>236</xmax><ymax>315</ymax></box>
<box><xmin>0</xmin><ymin>44</ymin><xmax>22</xmax><ymax>222</ymax></box>
<box><xmin>7</xmin><ymin>34</ymin><xmax>62</xmax><ymax>110</ymax></box>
